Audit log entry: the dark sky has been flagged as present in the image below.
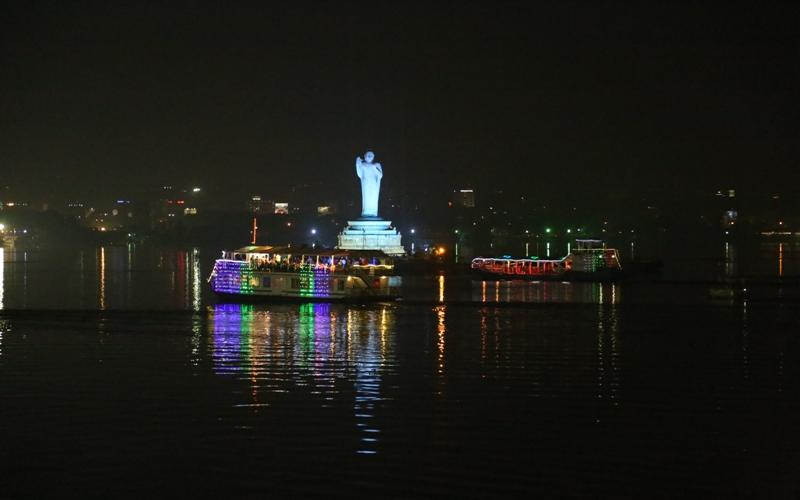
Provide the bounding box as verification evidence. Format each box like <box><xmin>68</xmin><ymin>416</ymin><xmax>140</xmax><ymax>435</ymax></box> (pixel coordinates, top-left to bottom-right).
<box><xmin>1</xmin><ymin>1</ymin><xmax>798</xmax><ymax>202</ymax></box>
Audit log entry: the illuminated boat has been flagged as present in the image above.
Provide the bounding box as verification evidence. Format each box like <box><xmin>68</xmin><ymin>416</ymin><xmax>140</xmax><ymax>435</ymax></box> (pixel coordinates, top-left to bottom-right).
<box><xmin>209</xmin><ymin>246</ymin><xmax>402</xmax><ymax>301</ymax></box>
<box><xmin>470</xmin><ymin>239</ymin><xmax>623</xmax><ymax>282</ymax></box>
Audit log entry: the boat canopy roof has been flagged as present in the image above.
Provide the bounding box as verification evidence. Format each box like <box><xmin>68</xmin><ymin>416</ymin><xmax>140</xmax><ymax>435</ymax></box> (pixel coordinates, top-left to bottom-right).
<box><xmin>232</xmin><ymin>245</ymin><xmax>393</xmax><ymax>259</ymax></box>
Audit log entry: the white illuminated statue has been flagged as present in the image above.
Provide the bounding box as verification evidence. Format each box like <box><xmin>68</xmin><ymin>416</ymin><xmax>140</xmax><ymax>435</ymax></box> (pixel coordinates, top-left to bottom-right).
<box><xmin>356</xmin><ymin>151</ymin><xmax>383</xmax><ymax>218</ymax></box>
<box><xmin>338</xmin><ymin>150</ymin><xmax>404</xmax><ymax>255</ymax></box>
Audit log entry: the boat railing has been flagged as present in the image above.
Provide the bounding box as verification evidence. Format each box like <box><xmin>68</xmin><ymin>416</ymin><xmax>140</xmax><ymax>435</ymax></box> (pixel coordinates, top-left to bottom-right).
<box><xmin>216</xmin><ymin>257</ymin><xmax>392</xmax><ymax>276</ymax></box>
<box><xmin>471</xmin><ymin>257</ymin><xmax>567</xmax><ymax>276</ymax></box>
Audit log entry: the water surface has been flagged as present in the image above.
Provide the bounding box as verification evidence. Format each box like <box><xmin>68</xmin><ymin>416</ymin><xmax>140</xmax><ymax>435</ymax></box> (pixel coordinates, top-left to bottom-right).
<box><xmin>1</xmin><ymin>245</ymin><xmax>799</xmax><ymax>497</ymax></box>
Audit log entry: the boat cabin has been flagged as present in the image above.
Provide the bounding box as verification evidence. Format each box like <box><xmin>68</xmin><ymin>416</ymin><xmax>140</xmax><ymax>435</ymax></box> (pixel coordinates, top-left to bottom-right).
<box><xmin>221</xmin><ymin>246</ymin><xmax>395</xmax><ymax>274</ymax></box>
<box><xmin>565</xmin><ymin>239</ymin><xmax>622</xmax><ymax>273</ymax></box>
<box><xmin>470</xmin><ymin>239</ymin><xmax>622</xmax><ymax>278</ymax></box>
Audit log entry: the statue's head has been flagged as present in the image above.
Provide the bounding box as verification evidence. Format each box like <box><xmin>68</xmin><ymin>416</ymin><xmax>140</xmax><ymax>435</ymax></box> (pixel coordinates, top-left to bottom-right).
<box><xmin>364</xmin><ymin>151</ymin><xmax>375</xmax><ymax>163</ymax></box>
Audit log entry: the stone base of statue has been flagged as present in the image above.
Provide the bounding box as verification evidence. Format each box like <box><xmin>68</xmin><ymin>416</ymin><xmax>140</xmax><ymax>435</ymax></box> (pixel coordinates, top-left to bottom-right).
<box><xmin>337</xmin><ymin>219</ymin><xmax>405</xmax><ymax>256</ymax></box>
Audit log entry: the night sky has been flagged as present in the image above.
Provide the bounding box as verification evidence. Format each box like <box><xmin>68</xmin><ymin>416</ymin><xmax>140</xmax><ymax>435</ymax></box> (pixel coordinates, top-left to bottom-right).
<box><xmin>1</xmin><ymin>1</ymin><xmax>798</xmax><ymax>202</ymax></box>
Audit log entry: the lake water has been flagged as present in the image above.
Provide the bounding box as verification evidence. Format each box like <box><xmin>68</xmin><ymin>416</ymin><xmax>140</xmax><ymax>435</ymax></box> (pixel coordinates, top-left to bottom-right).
<box><xmin>1</xmin><ymin>245</ymin><xmax>799</xmax><ymax>497</ymax></box>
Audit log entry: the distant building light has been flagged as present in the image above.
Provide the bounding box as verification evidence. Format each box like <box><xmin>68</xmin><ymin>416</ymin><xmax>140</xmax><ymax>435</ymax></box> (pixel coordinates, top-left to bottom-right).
<box><xmin>274</xmin><ymin>202</ymin><xmax>289</xmax><ymax>215</ymax></box>
<box><xmin>311</xmin><ymin>228</ymin><xmax>317</xmax><ymax>235</ymax></box>
<box><xmin>184</xmin><ymin>207</ymin><xmax>197</xmax><ymax>215</ymax></box>
<box><xmin>317</xmin><ymin>206</ymin><xmax>332</xmax><ymax>215</ymax></box>
<box><xmin>455</xmin><ymin>189</ymin><xmax>475</xmax><ymax>208</ymax></box>
<box><xmin>192</xmin><ymin>187</ymin><xmax>201</xmax><ymax>193</ymax></box>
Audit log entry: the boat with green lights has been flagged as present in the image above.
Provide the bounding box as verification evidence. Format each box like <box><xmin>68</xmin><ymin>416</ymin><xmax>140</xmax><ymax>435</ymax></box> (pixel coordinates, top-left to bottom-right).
<box><xmin>470</xmin><ymin>239</ymin><xmax>624</xmax><ymax>282</ymax></box>
<box><xmin>209</xmin><ymin>246</ymin><xmax>402</xmax><ymax>301</ymax></box>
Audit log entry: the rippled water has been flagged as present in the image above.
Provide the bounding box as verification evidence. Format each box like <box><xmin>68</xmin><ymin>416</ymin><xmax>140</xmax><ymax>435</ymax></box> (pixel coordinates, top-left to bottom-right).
<box><xmin>2</xmin><ymin>303</ymin><xmax>799</xmax><ymax>497</ymax></box>
<box><xmin>1</xmin><ymin>245</ymin><xmax>799</xmax><ymax>497</ymax></box>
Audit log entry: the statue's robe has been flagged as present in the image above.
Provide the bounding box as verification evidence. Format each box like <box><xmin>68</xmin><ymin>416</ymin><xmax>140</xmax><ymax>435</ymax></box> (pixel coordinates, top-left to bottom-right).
<box><xmin>357</xmin><ymin>161</ymin><xmax>382</xmax><ymax>218</ymax></box>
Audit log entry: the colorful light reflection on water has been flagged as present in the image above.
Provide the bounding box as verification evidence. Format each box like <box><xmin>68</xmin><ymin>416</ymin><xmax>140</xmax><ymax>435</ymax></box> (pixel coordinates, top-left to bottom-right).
<box><xmin>210</xmin><ymin>303</ymin><xmax>393</xmax><ymax>454</ymax></box>
<box><xmin>1</xmin><ymin>297</ymin><xmax>798</xmax><ymax>497</ymax></box>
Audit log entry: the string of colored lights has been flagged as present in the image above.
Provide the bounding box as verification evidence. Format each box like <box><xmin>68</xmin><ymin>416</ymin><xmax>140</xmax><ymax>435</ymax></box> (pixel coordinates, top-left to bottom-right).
<box><xmin>211</xmin><ymin>259</ymin><xmax>255</xmax><ymax>295</ymax></box>
<box><xmin>300</xmin><ymin>264</ymin><xmax>332</xmax><ymax>298</ymax></box>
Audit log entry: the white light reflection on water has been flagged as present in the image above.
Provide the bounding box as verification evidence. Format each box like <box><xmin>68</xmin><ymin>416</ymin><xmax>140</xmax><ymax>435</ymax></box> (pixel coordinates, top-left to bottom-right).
<box><xmin>0</xmin><ymin>248</ymin><xmax>3</xmax><ymax>356</ymax></box>
<box><xmin>0</xmin><ymin>247</ymin><xmax>4</xmax><ymax>310</ymax></box>
<box><xmin>191</xmin><ymin>248</ymin><xmax>201</xmax><ymax>312</ymax></box>
<box><xmin>597</xmin><ymin>295</ymin><xmax>621</xmax><ymax>420</ymax></box>
<box><xmin>22</xmin><ymin>251</ymin><xmax>28</xmax><ymax>304</ymax></box>
<box><xmin>480</xmin><ymin>308</ymin><xmax>488</xmax><ymax>370</ymax></box>
<box><xmin>98</xmin><ymin>247</ymin><xmax>106</xmax><ymax>310</ymax></box>
<box><xmin>209</xmin><ymin>303</ymin><xmax>393</xmax><ymax>455</ymax></box>
<box><xmin>190</xmin><ymin>314</ymin><xmax>202</xmax><ymax>367</ymax></box>
<box><xmin>742</xmin><ymin>296</ymin><xmax>750</xmax><ymax>382</ymax></box>
<box><xmin>353</xmin><ymin>307</ymin><xmax>386</xmax><ymax>455</ymax></box>
<box><xmin>184</xmin><ymin>251</ymin><xmax>190</xmax><ymax>310</ymax></box>
<box><xmin>724</xmin><ymin>241</ymin><xmax>736</xmax><ymax>277</ymax></box>
<box><xmin>436</xmin><ymin>305</ymin><xmax>446</xmax><ymax>375</ymax></box>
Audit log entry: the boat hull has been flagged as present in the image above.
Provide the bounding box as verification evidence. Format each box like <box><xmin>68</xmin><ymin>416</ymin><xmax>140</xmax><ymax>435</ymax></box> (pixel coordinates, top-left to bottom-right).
<box><xmin>213</xmin><ymin>291</ymin><xmax>400</xmax><ymax>303</ymax></box>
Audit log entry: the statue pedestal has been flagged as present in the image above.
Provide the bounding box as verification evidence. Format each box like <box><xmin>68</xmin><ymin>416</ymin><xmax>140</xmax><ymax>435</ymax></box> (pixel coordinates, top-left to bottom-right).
<box><xmin>337</xmin><ymin>219</ymin><xmax>405</xmax><ymax>256</ymax></box>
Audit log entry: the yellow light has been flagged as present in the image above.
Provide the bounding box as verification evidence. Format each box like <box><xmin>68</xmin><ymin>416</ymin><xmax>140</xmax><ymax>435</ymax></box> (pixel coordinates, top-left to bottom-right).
<box><xmin>0</xmin><ymin>223</ymin><xmax>4</xmax><ymax>231</ymax></box>
<box><xmin>99</xmin><ymin>227</ymin><xmax>107</xmax><ymax>232</ymax></box>
<box><xmin>437</xmin><ymin>247</ymin><xmax>446</xmax><ymax>255</ymax></box>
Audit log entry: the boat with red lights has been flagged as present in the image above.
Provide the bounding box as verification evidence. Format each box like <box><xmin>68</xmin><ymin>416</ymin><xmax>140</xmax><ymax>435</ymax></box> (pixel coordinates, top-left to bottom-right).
<box><xmin>209</xmin><ymin>246</ymin><xmax>402</xmax><ymax>301</ymax></box>
<box><xmin>470</xmin><ymin>239</ymin><xmax>624</xmax><ymax>282</ymax></box>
